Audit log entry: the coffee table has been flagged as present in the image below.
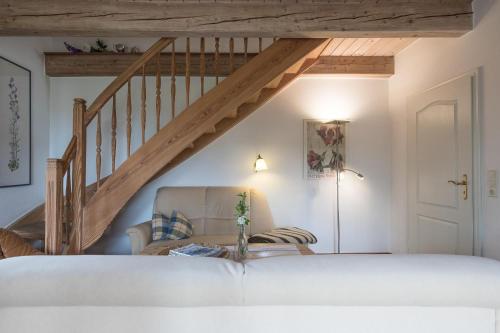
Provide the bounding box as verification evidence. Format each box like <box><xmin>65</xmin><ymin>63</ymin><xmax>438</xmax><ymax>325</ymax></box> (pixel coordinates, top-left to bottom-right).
<box><xmin>227</xmin><ymin>243</ymin><xmax>314</xmax><ymax>260</ymax></box>
<box><xmin>141</xmin><ymin>242</ymin><xmax>314</xmax><ymax>258</ymax></box>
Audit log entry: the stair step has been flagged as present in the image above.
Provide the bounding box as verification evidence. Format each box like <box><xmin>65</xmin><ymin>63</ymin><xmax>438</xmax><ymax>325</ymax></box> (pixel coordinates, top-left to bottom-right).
<box><xmin>265</xmin><ymin>74</ymin><xmax>284</xmax><ymax>89</ymax></box>
<box><xmin>285</xmin><ymin>57</ymin><xmax>307</xmax><ymax>74</ymax></box>
<box><xmin>246</xmin><ymin>91</ymin><xmax>262</xmax><ymax>103</ymax></box>
<box><xmin>205</xmin><ymin>126</ymin><xmax>217</xmax><ymax>134</ymax></box>
<box><xmin>227</xmin><ymin>110</ymin><xmax>239</xmax><ymax>118</ymax></box>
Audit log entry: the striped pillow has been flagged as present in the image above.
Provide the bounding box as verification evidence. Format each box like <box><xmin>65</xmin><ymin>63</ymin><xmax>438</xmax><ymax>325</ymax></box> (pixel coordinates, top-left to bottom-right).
<box><xmin>152</xmin><ymin>210</ymin><xmax>193</xmax><ymax>241</ymax></box>
<box><xmin>249</xmin><ymin>227</ymin><xmax>317</xmax><ymax>244</ymax></box>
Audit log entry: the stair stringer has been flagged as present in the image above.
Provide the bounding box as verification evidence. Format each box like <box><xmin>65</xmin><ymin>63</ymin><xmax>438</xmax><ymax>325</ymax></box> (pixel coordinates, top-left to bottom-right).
<box><xmin>81</xmin><ymin>38</ymin><xmax>330</xmax><ymax>250</ymax></box>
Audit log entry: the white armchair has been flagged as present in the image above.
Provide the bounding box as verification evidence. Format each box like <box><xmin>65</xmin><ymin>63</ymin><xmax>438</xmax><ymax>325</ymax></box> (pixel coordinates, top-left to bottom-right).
<box><xmin>125</xmin><ymin>221</ymin><xmax>152</xmax><ymax>255</ymax></box>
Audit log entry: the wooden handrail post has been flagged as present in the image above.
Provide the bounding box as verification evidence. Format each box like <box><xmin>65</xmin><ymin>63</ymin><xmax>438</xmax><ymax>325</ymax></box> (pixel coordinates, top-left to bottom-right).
<box><xmin>70</xmin><ymin>98</ymin><xmax>86</xmax><ymax>254</ymax></box>
<box><xmin>45</xmin><ymin>158</ymin><xmax>64</xmax><ymax>255</ymax></box>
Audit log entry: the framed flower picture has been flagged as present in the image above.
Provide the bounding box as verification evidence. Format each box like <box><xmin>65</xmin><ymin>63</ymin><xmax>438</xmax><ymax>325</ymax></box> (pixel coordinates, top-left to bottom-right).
<box><xmin>0</xmin><ymin>56</ymin><xmax>31</xmax><ymax>187</ymax></box>
<box><xmin>303</xmin><ymin>119</ymin><xmax>346</xmax><ymax>179</ymax></box>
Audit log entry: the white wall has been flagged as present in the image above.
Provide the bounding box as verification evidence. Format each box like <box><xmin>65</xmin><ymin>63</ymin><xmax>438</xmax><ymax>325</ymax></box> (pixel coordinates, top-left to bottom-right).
<box><xmin>0</xmin><ymin>38</ymin><xmax>51</xmax><ymax>227</ymax></box>
<box><xmin>388</xmin><ymin>0</ymin><xmax>500</xmax><ymax>259</ymax></box>
<box><xmin>49</xmin><ymin>76</ymin><xmax>392</xmax><ymax>254</ymax></box>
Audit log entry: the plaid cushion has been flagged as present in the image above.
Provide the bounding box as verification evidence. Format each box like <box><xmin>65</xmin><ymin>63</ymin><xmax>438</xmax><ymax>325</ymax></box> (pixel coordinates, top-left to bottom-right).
<box><xmin>152</xmin><ymin>210</ymin><xmax>193</xmax><ymax>241</ymax></box>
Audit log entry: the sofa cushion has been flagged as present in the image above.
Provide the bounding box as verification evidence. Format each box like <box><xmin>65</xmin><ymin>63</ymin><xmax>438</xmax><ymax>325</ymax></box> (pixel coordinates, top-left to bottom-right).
<box><xmin>243</xmin><ymin>255</ymin><xmax>500</xmax><ymax>308</ymax></box>
<box><xmin>152</xmin><ymin>210</ymin><xmax>193</xmax><ymax>241</ymax></box>
<box><xmin>2</xmin><ymin>255</ymin><xmax>500</xmax><ymax>308</ymax></box>
<box><xmin>0</xmin><ymin>255</ymin><xmax>245</xmax><ymax>307</ymax></box>
<box><xmin>249</xmin><ymin>227</ymin><xmax>317</xmax><ymax>244</ymax></box>
<box><xmin>153</xmin><ymin>187</ymin><xmax>252</xmax><ymax>236</ymax></box>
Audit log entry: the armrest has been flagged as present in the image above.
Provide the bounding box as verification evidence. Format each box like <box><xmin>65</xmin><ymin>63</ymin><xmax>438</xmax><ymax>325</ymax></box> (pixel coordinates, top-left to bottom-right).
<box><xmin>126</xmin><ymin>221</ymin><xmax>152</xmax><ymax>255</ymax></box>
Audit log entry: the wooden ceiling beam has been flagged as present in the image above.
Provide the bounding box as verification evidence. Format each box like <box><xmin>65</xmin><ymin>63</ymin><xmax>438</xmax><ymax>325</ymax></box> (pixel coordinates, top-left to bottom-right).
<box><xmin>44</xmin><ymin>52</ymin><xmax>395</xmax><ymax>77</ymax></box>
<box><xmin>304</xmin><ymin>56</ymin><xmax>394</xmax><ymax>76</ymax></box>
<box><xmin>44</xmin><ymin>52</ymin><xmax>255</xmax><ymax>77</ymax></box>
<box><xmin>1</xmin><ymin>0</ymin><xmax>473</xmax><ymax>37</ymax></box>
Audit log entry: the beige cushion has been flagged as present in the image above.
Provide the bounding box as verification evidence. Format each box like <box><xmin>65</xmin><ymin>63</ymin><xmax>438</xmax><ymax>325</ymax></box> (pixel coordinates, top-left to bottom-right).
<box><xmin>153</xmin><ymin>187</ymin><xmax>252</xmax><ymax>236</ymax></box>
<box><xmin>141</xmin><ymin>235</ymin><xmax>237</xmax><ymax>255</ymax></box>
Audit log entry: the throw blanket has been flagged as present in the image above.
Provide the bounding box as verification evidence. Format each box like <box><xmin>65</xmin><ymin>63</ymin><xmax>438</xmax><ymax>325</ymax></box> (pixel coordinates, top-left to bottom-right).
<box><xmin>249</xmin><ymin>227</ymin><xmax>317</xmax><ymax>244</ymax></box>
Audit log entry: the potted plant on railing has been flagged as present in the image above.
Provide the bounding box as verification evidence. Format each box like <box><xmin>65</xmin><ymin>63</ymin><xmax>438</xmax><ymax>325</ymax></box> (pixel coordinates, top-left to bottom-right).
<box><xmin>235</xmin><ymin>192</ymin><xmax>250</xmax><ymax>260</ymax></box>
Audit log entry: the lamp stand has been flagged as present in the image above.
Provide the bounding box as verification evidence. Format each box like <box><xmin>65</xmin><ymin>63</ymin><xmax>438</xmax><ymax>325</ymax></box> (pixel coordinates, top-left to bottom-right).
<box><xmin>326</xmin><ymin>120</ymin><xmax>363</xmax><ymax>254</ymax></box>
<box><xmin>335</xmin><ymin>162</ymin><xmax>341</xmax><ymax>254</ymax></box>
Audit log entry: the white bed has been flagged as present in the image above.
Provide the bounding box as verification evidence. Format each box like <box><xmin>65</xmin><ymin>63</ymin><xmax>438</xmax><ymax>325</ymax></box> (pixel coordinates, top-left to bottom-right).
<box><xmin>1</xmin><ymin>254</ymin><xmax>499</xmax><ymax>333</ymax></box>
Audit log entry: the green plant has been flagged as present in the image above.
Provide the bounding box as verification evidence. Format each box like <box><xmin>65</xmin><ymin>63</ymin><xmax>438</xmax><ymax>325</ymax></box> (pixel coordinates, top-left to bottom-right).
<box><xmin>235</xmin><ymin>192</ymin><xmax>250</xmax><ymax>225</ymax></box>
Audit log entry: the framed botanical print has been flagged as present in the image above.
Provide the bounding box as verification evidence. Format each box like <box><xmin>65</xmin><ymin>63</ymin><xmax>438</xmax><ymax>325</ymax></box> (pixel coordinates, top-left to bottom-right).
<box><xmin>0</xmin><ymin>56</ymin><xmax>31</xmax><ymax>187</ymax></box>
<box><xmin>304</xmin><ymin>119</ymin><xmax>346</xmax><ymax>179</ymax></box>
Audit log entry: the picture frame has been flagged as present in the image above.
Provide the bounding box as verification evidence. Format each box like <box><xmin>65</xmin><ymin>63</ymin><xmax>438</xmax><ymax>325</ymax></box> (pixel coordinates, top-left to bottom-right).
<box><xmin>0</xmin><ymin>55</ymin><xmax>31</xmax><ymax>188</ymax></box>
<box><xmin>303</xmin><ymin>119</ymin><xmax>347</xmax><ymax>179</ymax></box>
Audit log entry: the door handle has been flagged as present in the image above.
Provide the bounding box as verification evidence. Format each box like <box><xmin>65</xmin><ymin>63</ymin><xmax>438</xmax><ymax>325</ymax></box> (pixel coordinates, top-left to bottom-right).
<box><xmin>448</xmin><ymin>174</ymin><xmax>468</xmax><ymax>200</ymax></box>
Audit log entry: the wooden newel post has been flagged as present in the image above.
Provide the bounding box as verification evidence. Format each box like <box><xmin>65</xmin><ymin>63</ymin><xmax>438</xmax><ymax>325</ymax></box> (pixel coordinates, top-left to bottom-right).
<box><xmin>45</xmin><ymin>159</ymin><xmax>64</xmax><ymax>255</ymax></box>
<box><xmin>70</xmin><ymin>98</ymin><xmax>86</xmax><ymax>254</ymax></box>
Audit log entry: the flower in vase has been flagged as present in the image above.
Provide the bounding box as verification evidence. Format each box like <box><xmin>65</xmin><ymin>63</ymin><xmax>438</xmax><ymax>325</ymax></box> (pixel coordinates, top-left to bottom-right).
<box><xmin>235</xmin><ymin>192</ymin><xmax>250</xmax><ymax>226</ymax></box>
<box><xmin>237</xmin><ymin>216</ymin><xmax>249</xmax><ymax>225</ymax></box>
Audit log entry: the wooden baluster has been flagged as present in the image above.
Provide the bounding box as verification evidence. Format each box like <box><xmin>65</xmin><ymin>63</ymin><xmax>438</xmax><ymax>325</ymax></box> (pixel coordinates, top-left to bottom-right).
<box><xmin>244</xmin><ymin>37</ymin><xmax>248</xmax><ymax>63</ymax></box>
<box><xmin>65</xmin><ymin>167</ymin><xmax>72</xmax><ymax>244</ymax></box>
<box><xmin>95</xmin><ymin>109</ymin><xmax>102</xmax><ymax>189</ymax></box>
<box><xmin>200</xmin><ymin>37</ymin><xmax>205</xmax><ymax>96</ymax></box>
<box><xmin>65</xmin><ymin>166</ymin><xmax>72</xmax><ymax>198</ymax></box>
<box><xmin>111</xmin><ymin>94</ymin><xmax>117</xmax><ymax>172</ymax></box>
<box><xmin>185</xmin><ymin>37</ymin><xmax>190</xmax><ymax>107</ymax></box>
<box><xmin>70</xmin><ymin>98</ymin><xmax>86</xmax><ymax>255</ymax></box>
<box><xmin>229</xmin><ymin>37</ymin><xmax>234</xmax><ymax>73</ymax></box>
<box><xmin>155</xmin><ymin>53</ymin><xmax>161</xmax><ymax>133</ymax></box>
<box><xmin>126</xmin><ymin>80</ymin><xmax>132</xmax><ymax>157</ymax></box>
<box><xmin>171</xmin><ymin>41</ymin><xmax>176</xmax><ymax>119</ymax></box>
<box><xmin>215</xmin><ymin>37</ymin><xmax>220</xmax><ymax>84</ymax></box>
<box><xmin>259</xmin><ymin>37</ymin><xmax>262</xmax><ymax>53</ymax></box>
<box><xmin>141</xmin><ymin>64</ymin><xmax>146</xmax><ymax>145</ymax></box>
<box><xmin>45</xmin><ymin>158</ymin><xmax>64</xmax><ymax>255</ymax></box>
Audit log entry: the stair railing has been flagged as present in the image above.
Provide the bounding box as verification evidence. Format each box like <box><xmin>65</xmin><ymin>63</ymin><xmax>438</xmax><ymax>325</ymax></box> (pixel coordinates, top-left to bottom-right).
<box><xmin>45</xmin><ymin>36</ymin><xmax>273</xmax><ymax>254</ymax></box>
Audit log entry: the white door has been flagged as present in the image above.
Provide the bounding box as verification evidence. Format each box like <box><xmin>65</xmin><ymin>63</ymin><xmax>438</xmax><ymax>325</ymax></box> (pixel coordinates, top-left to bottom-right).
<box><xmin>407</xmin><ymin>74</ymin><xmax>474</xmax><ymax>255</ymax></box>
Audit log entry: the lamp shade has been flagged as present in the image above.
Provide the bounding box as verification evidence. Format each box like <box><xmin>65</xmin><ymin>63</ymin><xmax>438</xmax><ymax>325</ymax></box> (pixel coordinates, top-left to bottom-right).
<box><xmin>254</xmin><ymin>154</ymin><xmax>268</xmax><ymax>172</ymax></box>
<box><xmin>342</xmin><ymin>168</ymin><xmax>364</xmax><ymax>180</ymax></box>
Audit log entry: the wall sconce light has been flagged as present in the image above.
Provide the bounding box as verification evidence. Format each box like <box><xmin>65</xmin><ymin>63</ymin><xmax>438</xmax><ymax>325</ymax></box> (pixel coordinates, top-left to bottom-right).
<box><xmin>254</xmin><ymin>154</ymin><xmax>268</xmax><ymax>172</ymax></box>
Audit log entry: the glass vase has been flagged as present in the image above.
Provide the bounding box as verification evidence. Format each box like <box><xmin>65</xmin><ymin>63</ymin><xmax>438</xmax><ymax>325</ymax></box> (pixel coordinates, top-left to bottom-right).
<box><xmin>236</xmin><ymin>224</ymin><xmax>248</xmax><ymax>260</ymax></box>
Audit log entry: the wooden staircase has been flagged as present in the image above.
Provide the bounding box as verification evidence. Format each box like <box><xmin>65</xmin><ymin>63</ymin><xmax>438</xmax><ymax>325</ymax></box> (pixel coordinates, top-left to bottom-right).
<box><xmin>38</xmin><ymin>37</ymin><xmax>329</xmax><ymax>254</ymax></box>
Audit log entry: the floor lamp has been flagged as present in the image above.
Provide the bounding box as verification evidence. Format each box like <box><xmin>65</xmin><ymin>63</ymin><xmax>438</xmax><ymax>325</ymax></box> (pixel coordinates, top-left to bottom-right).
<box><xmin>327</xmin><ymin>120</ymin><xmax>364</xmax><ymax>254</ymax></box>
